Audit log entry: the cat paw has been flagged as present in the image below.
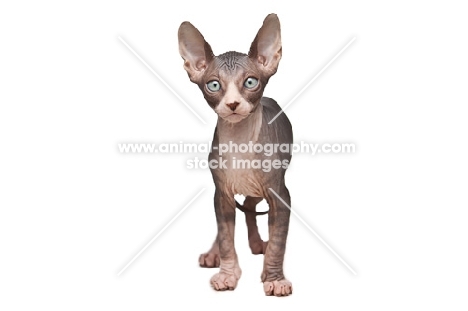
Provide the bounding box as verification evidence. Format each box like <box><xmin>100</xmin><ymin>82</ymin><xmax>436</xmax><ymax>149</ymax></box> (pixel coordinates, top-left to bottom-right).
<box><xmin>210</xmin><ymin>271</ymin><xmax>240</xmax><ymax>291</ymax></box>
<box><xmin>199</xmin><ymin>252</ymin><xmax>220</xmax><ymax>268</ymax></box>
<box><xmin>263</xmin><ymin>279</ymin><xmax>293</xmax><ymax>297</ymax></box>
<box><xmin>249</xmin><ymin>240</ymin><xmax>268</xmax><ymax>255</ymax></box>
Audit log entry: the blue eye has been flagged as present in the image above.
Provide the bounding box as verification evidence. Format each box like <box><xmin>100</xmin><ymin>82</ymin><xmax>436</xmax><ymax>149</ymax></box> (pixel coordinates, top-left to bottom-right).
<box><xmin>207</xmin><ymin>80</ymin><xmax>221</xmax><ymax>92</ymax></box>
<box><xmin>244</xmin><ymin>77</ymin><xmax>258</xmax><ymax>89</ymax></box>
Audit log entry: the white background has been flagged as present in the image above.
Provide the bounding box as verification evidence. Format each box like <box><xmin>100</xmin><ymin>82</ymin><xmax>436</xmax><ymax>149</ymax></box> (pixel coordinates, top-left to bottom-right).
<box><xmin>1</xmin><ymin>0</ymin><xmax>467</xmax><ymax>309</ymax></box>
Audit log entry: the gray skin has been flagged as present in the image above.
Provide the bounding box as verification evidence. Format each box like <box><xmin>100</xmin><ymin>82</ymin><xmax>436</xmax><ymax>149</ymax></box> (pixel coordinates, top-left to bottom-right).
<box><xmin>178</xmin><ymin>14</ymin><xmax>293</xmax><ymax>296</ymax></box>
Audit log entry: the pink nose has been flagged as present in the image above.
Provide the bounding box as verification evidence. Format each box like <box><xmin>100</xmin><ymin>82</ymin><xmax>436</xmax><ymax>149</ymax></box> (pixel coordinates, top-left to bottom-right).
<box><xmin>226</xmin><ymin>102</ymin><xmax>239</xmax><ymax>111</ymax></box>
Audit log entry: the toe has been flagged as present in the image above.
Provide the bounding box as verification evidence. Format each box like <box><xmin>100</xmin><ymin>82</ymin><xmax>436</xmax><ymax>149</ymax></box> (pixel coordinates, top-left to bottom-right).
<box><xmin>210</xmin><ymin>273</ymin><xmax>227</xmax><ymax>291</ymax></box>
<box><xmin>263</xmin><ymin>282</ymin><xmax>274</xmax><ymax>296</ymax></box>
<box><xmin>224</xmin><ymin>275</ymin><xmax>237</xmax><ymax>290</ymax></box>
<box><xmin>199</xmin><ymin>254</ymin><xmax>206</xmax><ymax>266</ymax></box>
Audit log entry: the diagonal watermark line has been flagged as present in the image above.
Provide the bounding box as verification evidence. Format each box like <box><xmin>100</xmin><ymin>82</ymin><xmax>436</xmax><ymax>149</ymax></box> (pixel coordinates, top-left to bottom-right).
<box><xmin>118</xmin><ymin>36</ymin><xmax>207</xmax><ymax>125</ymax></box>
<box><xmin>268</xmin><ymin>188</ymin><xmax>357</xmax><ymax>275</ymax></box>
<box><xmin>117</xmin><ymin>188</ymin><xmax>206</xmax><ymax>276</ymax></box>
<box><xmin>268</xmin><ymin>37</ymin><xmax>356</xmax><ymax>124</ymax></box>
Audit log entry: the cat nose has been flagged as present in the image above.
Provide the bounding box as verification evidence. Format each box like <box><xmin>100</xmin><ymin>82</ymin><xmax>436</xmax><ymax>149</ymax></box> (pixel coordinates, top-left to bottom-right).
<box><xmin>226</xmin><ymin>102</ymin><xmax>240</xmax><ymax>111</ymax></box>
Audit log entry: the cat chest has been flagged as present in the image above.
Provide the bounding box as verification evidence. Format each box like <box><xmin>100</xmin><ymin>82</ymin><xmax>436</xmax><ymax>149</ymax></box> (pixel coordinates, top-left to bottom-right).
<box><xmin>211</xmin><ymin>152</ymin><xmax>265</xmax><ymax>197</ymax></box>
<box><xmin>225</xmin><ymin>166</ymin><xmax>263</xmax><ymax>197</ymax></box>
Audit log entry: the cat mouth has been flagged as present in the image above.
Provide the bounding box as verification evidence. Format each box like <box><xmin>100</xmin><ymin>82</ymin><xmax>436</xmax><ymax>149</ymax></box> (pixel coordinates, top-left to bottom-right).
<box><xmin>223</xmin><ymin>113</ymin><xmax>248</xmax><ymax>123</ymax></box>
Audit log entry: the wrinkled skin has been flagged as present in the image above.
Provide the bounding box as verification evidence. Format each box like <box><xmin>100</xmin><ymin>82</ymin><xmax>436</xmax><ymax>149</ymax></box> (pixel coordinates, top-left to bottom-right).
<box><xmin>178</xmin><ymin>14</ymin><xmax>293</xmax><ymax>297</ymax></box>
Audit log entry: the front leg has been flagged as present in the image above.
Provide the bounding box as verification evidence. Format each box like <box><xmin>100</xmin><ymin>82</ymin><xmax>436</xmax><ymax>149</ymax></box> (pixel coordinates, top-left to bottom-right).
<box><xmin>210</xmin><ymin>189</ymin><xmax>242</xmax><ymax>291</ymax></box>
<box><xmin>262</xmin><ymin>185</ymin><xmax>293</xmax><ymax>296</ymax></box>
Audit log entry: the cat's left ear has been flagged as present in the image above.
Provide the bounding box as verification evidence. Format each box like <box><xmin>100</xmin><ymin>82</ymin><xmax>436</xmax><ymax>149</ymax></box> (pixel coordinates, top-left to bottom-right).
<box><xmin>248</xmin><ymin>14</ymin><xmax>282</xmax><ymax>78</ymax></box>
<box><xmin>178</xmin><ymin>21</ymin><xmax>214</xmax><ymax>84</ymax></box>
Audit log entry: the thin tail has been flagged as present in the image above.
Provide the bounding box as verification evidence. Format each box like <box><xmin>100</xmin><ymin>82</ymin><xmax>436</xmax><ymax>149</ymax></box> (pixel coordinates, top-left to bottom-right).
<box><xmin>235</xmin><ymin>200</ymin><xmax>268</xmax><ymax>215</ymax></box>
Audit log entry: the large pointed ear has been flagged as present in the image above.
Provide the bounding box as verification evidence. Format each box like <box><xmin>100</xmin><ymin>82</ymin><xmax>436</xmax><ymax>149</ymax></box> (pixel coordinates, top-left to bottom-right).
<box><xmin>248</xmin><ymin>14</ymin><xmax>282</xmax><ymax>78</ymax></box>
<box><xmin>178</xmin><ymin>22</ymin><xmax>214</xmax><ymax>84</ymax></box>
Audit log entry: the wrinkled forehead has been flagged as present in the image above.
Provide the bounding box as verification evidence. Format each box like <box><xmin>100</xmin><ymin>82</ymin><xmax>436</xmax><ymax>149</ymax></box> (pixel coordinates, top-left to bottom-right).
<box><xmin>214</xmin><ymin>52</ymin><xmax>255</xmax><ymax>77</ymax></box>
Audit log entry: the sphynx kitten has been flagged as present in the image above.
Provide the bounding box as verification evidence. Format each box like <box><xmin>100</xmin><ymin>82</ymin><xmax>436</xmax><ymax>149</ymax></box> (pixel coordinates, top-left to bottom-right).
<box><xmin>178</xmin><ymin>14</ymin><xmax>293</xmax><ymax>296</ymax></box>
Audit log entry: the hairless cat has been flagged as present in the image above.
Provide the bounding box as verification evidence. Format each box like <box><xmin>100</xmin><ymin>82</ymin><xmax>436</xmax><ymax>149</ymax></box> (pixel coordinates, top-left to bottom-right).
<box><xmin>178</xmin><ymin>14</ymin><xmax>293</xmax><ymax>296</ymax></box>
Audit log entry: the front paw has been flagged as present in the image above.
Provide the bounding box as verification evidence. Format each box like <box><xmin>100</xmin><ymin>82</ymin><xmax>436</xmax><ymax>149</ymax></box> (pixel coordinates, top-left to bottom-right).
<box><xmin>210</xmin><ymin>272</ymin><xmax>240</xmax><ymax>291</ymax></box>
<box><xmin>263</xmin><ymin>279</ymin><xmax>293</xmax><ymax>297</ymax></box>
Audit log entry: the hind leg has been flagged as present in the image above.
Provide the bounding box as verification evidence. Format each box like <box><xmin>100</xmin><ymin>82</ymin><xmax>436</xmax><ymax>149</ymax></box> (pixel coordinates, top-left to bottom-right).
<box><xmin>243</xmin><ymin>196</ymin><xmax>268</xmax><ymax>255</ymax></box>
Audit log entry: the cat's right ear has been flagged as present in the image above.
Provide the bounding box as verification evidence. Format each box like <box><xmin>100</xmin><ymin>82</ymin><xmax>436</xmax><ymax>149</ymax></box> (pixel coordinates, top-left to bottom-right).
<box><xmin>178</xmin><ymin>22</ymin><xmax>214</xmax><ymax>84</ymax></box>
